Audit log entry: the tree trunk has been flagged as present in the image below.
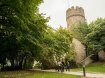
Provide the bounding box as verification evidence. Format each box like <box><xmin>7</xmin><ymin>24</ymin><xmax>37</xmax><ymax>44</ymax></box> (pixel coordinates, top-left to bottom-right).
<box><xmin>23</xmin><ymin>57</ymin><xmax>27</xmax><ymax>69</ymax></box>
<box><xmin>11</xmin><ymin>59</ymin><xmax>15</xmax><ymax>68</ymax></box>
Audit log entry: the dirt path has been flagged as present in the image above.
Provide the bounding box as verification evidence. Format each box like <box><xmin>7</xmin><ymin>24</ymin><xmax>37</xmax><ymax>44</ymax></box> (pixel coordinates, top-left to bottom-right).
<box><xmin>64</xmin><ymin>71</ymin><xmax>105</xmax><ymax>78</ymax></box>
<box><xmin>33</xmin><ymin>69</ymin><xmax>105</xmax><ymax>78</ymax></box>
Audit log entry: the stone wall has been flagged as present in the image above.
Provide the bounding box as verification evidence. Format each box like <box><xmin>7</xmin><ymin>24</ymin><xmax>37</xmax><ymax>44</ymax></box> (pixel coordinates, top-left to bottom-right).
<box><xmin>66</xmin><ymin>6</ymin><xmax>86</xmax><ymax>63</ymax></box>
<box><xmin>72</xmin><ymin>38</ymin><xmax>86</xmax><ymax>63</ymax></box>
<box><xmin>98</xmin><ymin>50</ymin><xmax>105</xmax><ymax>61</ymax></box>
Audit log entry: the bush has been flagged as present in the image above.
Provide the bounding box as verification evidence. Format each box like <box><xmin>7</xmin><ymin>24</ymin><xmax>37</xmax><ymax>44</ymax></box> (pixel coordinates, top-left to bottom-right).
<box><xmin>90</xmin><ymin>54</ymin><xmax>99</xmax><ymax>62</ymax></box>
<box><xmin>34</xmin><ymin>62</ymin><xmax>41</xmax><ymax>69</ymax></box>
<box><xmin>41</xmin><ymin>59</ymin><xmax>56</xmax><ymax>69</ymax></box>
<box><xmin>1</xmin><ymin>66</ymin><xmax>21</xmax><ymax>71</ymax></box>
<box><xmin>68</xmin><ymin>60</ymin><xmax>77</xmax><ymax>68</ymax></box>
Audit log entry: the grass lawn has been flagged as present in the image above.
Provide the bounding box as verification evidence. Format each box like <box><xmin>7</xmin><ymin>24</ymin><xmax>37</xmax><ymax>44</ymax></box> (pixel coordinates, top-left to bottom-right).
<box><xmin>27</xmin><ymin>71</ymin><xmax>81</xmax><ymax>78</ymax></box>
<box><xmin>71</xmin><ymin>62</ymin><xmax>105</xmax><ymax>73</ymax></box>
<box><xmin>0</xmin><ymin>70</ymin><xmax>81</xmax><ymax>78</ymax></box>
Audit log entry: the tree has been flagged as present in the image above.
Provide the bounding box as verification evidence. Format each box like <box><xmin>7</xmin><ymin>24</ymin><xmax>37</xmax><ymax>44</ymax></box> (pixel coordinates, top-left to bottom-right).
<box><xmin>86</xmin><ymin>18</ymin><xmax>105</xmax><ymax>55</ymax></box>
<box><xmin>54</xmin><ymin>27</ymin><xmax>72</xmax><ymax>61</ymax></box>
<box><xmin>71</xmin><ymin>18</ymin><xmax>105</xmax><ymax>61</ymax></box>
<box><xmin>37</xmin><ymin>27</ymin><xmax>73</xmax><ymax>69</ymax></box>
<box><xmin>0</xmin><ymin>0</ymin><xmax>48</xmax><ymax>69</ymax></box>
<box><xmin>71</xmin><ymin>22</ymin><xmax>89</xmax><ymax>44</ymax></box>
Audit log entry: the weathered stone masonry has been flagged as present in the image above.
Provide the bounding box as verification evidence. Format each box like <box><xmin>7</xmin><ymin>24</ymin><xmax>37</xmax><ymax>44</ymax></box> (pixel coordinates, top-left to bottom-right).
<box><xmin>66</xmin><ymin>6</ymin><xmax>86</xmax><ymax>63</ymax></box>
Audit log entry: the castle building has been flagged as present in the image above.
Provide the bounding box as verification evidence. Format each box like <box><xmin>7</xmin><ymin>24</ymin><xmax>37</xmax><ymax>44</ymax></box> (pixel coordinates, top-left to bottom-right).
<box><xmin>66</xmin><ymin>6</ymin><xmax>86</xmax><ymax>30</ymax></box>
<box><xmin>66</xmin><ymin>6</ymin><xmax>86</xmax><ymax>63</ymax></box>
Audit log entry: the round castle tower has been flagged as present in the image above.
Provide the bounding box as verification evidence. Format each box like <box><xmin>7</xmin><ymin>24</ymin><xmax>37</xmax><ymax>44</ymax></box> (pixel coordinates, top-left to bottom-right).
<box><xmin>66</xmin><ymin>6</ymin><xmax>86</xmax><ymax>64</ymax></box>
<box><xmin>66</xmin><ymin>6</ymin><xmax>86</xmax><ymax>29</ymax></box>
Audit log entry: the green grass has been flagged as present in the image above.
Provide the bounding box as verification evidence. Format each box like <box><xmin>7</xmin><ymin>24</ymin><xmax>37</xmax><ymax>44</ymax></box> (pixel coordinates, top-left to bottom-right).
<box><xmin>26</xmin><ymin>71</ymin><xmax>81</xmax><ymax>78</ymax></box>
<box><xmin>71</xmin><ymin>62</ymin><xmax>105</xmax><ymax>73</ymax></box>
<box><xmin>0</xmin><ymin>70</ymin><xmax>81</xmax><ymax>78</ymax></box>
<box><xmin>0</xmin><ymin>70</ymin><xmax>32</xmax><ymax>78</ymax></box>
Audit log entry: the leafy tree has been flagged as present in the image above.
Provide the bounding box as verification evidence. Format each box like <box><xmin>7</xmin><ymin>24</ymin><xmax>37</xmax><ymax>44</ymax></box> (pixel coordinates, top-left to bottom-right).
<box><xmin>0</xmin><ymin>0</ymin><xmax>48</xmax><ymax>69</ymax></box>
<box><xmin>38</xmin><ymin>26</ymin><xmax>73</xmax><ymax>69</ymax></box>
<box><xmin>71</xmin><ymin>18</ymin><xmax>105</xmax><ymax>61</ymax></box>
<box><xmin>54</xmin><ymin>27</ymin><xmax>72</xmax><ymax>61</ymax></box>
<box><xmin>70</xmin><ymin>22</ymin><xmax>90</xmax><ymax>57</ymax></box>
<box><xmin>86</xmin><ymin>18</ymin><xmax>105</xmax><ymax>55</ymax></box>
<box><xmin>71</xmin><ymin>22</ymin><xmax>89</xmax><ymax>44</ymax></box>
<box><xmin>38</xmin><ymin>27</ymin><xmax>56</xmax><ymax>69</ymax></box>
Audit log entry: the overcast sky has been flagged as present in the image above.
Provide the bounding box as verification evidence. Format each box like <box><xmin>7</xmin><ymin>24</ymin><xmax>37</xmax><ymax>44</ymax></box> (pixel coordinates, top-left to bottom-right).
<box><xmin>39</xmin><ymin>0</ymin><xmax>105</xmax><ymax>29</ymax></box>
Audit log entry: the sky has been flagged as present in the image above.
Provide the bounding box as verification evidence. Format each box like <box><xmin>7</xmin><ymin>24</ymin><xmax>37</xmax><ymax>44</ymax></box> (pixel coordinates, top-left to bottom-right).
<box><xmin>39</xmin><ymin>0</ymin><xmax>105</xmax><ymax>29</ymax></box>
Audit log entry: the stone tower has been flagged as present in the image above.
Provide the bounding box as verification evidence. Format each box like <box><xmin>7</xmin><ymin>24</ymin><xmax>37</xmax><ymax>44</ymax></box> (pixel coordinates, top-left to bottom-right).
<box><xmin>66</xmin><ymin>6</ymin><xmax>86</xmax><ymax>64</ymax></box>
<box><xmin>66</xmin><ymin>6</ymin><xmax>86</xmax><ymax>30</ymax></box>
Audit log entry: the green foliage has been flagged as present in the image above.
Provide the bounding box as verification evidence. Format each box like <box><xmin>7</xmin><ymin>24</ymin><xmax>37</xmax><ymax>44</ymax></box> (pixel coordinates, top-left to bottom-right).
<box><xmin>71</xmin><ymin>22</ymin><xmax>89</xmax><ymax>44</ymax></box>
<box><xmin>86</xmin><ymin>18</ymin><xmax>105</xmax><ymax>54</ymax></box>
<box><xmin>3</xmin><ymin>0</ymin><xmax>105</xmax><ymax>70</ymax></box>
<box><xmin>71</xmin><ymin>18</ymin><xmax>105</xmax><ymax>60</ymax></box>
<box><xmin>0</xmin><ymin>0</ymin><xmax>48</xmax><ymax>69</ymax></box>
<box><xmin>0</xmin><ymin>0</ymin><xmax>73</xmax><ymax>70</ymax></box>
<box><xmin>55</xmin><ymin>27</ymin><xmax>72</xmax><ymax>55</ymax></box>
<box><xmin>38</xmin><ymin>27</ymin><xmax>73</xmax><ymax>69</ymax></box>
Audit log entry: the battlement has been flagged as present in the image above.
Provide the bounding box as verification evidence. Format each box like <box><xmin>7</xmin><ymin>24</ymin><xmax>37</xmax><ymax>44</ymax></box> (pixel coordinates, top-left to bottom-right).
<box><xmin>66</xmin><ymin>6</ymin><xmax>85</xmax><ymax>20</ymax></box>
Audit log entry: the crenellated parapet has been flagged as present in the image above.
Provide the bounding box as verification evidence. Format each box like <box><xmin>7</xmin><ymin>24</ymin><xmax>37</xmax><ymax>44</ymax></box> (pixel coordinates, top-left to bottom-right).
<box><xmin>66</xmin><ymin>6</ymin><xmax>85</xmax><ymax>21</ymax></box>
<box><xmin>66</xmin><ymin>6</ymin><xmax>86</xmax><ymax>29</ymax></box>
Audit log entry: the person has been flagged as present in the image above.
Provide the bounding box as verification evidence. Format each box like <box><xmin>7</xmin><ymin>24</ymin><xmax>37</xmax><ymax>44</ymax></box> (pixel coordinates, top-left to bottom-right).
<box><xmin>61</xmin><ymin>61</ymin><xmax>65</xmax><ymax>72</ymax></box>
<box><xmin>56</xmin><ymin>61</ymin><xmax>61</xmax><ymax>72</ymax></box>
<box><xmin>67</xmin><ymin>61</ymin><xmax>70</xmax><ymax>71</ymax></box>
<box><xmin>65</xmin><ymin>61</ymin><xmax>70</xmax><ymax>71</ymax></box>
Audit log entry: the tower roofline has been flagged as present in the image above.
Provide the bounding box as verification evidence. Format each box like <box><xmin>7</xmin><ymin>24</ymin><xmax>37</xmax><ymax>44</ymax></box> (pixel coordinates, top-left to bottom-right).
<box><xmin>66</xmin><ymin>6</ymin><xmax>84</xmax><ymax>12</ymax></box>
<box><xmin>66</xmin><ymin>6</ymin><xmax>85</xmax><ymax>20</ymax></box>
